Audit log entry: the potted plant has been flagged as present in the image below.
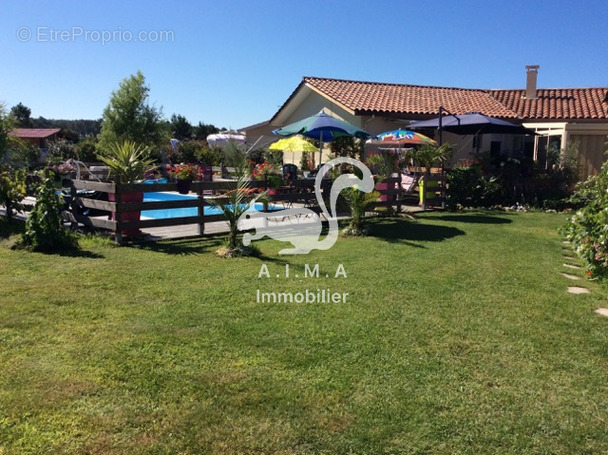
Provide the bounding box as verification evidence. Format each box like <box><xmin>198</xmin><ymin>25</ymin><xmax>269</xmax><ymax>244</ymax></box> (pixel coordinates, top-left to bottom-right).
<box><xmin>171</xmin><ymin>164</ymin><xmax>198</xmax><ymax>194</ymax></box>
<box><xmin>97</xmin><ymin>141</ymin><xmax>155</xmax><ymax>237</ymax></box>
<box><xmin>251</xmin><ymin>162</ymin><xmax>281</xmax><ymax>195</ymax></box>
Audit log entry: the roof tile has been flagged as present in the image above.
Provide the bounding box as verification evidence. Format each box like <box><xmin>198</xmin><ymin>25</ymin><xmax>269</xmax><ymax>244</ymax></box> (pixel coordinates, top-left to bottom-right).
<box><xmin>302</xmin><ymin>77</ymin><xmax>608</xmax><ymax>121</ymax></box>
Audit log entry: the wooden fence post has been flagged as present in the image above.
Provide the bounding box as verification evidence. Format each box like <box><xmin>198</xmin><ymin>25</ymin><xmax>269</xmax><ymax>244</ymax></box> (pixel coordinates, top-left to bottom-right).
<box><xmin>68</xmin><ymin>180</ymin><xmax>79</xmax><ymax>230</ymax></box>
<box><xmin>396</xmin><ymin>176</ymin><xmax>402</xmax><ymax>214</ymax></box>
<box><xmin>197</xmin><ymin>185</ymin><xmax>205</xmax><ymax>235</ymax></box>
<box><xmin>114</xmin><ymin>186</ymin><xmax>123</xmax><ymax>245</ymax></box>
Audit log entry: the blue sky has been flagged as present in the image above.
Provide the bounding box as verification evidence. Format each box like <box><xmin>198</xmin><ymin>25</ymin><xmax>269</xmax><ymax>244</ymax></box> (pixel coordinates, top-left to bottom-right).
<box><xmin>1</xmin><ymin>0</ymin><xmax>606</xmax><ymax>130</ymax></box>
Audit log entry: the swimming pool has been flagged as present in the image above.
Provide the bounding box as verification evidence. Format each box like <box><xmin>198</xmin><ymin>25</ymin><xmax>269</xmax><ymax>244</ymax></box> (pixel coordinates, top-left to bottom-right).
<box><xmin>141</xmin><ymin>192</ymin><xmax>279</xmax><ymax>219</ymax></box>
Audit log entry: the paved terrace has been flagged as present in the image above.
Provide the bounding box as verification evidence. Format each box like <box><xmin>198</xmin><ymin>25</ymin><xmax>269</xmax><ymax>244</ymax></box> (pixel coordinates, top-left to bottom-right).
<box><xmin>3</xmin><ymin>197</ymin><xmax>425</xmax><ymax>243</ymax></box>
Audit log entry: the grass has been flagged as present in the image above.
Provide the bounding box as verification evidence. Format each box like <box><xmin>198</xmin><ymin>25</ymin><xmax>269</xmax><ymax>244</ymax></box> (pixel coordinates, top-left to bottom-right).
<box><xmin>1</xmin><ymin>211</ymin><xmax>608</xmax><ymax>454</ymax></box>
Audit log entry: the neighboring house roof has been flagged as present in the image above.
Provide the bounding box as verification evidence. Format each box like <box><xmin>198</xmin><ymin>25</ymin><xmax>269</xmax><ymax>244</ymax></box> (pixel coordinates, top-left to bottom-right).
<box><xmin>238</xmin><ymin>119</ymin><xmax>270</xmax><ymax>132</ymax></box>
<box><xmin>273</xmin><ymin>76</ymin><xmax>608</xmax><ymax>123</ymax></box>
<box><xmin>9</xmin><ymin>128</ymin><xmax>62</xmax><ymax>139</ymax></box>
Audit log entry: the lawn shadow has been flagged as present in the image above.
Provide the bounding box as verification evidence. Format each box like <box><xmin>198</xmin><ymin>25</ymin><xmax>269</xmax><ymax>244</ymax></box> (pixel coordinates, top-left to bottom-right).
<box><xmin>368</xmin><ymin>218</ymin><xmax>465</xmax><ymax>246</ymax></box>
<box><xmin>0</xmin><ymin>218</ymin><xmax>25</xmax><ymax>239</ymax></box>
<box><xmin>134</xmin><ymin>235</ymin><xmax>225</xmax><ymax>255</ymax></box>
<box><xmin>9</xmin><ymin>243</ymin><xmax>104</xmax><ymax>258</ymax></box>
<box><xmin>421</xmin><ymin>213</ymin><xmax>513</xmax><ymax>224</ymax></box>
<box><xmin>58</xmin><ymin>249</ymin><xmax>104</xmax><ymax>259</ymax></box>
<box><xmin>132</xmin><ymin>233</ymin><xmax>292</xmax><ymax>263</ymax></box>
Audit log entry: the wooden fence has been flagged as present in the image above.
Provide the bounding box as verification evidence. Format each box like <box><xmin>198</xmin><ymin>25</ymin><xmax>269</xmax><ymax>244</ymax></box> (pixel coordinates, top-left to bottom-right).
<box><xmin>63</xmin><ymin>175</ymin><xmax>442</xmax><ymax>243</ymax></box>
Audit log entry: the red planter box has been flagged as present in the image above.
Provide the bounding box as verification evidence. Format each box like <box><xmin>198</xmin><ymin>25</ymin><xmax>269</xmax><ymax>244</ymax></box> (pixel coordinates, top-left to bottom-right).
<box><xmin>108</xmin><ymin>192</ymin><xmax>143</xmax><ymax>237</ymax></box>
<box><xmin>376</xmin><ymin>181</ymin><xmax>396</xmax><ymax>202</ymax></box>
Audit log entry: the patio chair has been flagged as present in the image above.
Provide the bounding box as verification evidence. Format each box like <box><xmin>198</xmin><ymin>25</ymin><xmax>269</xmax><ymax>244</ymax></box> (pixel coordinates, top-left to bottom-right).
<box><xmin>400</xmin><ymin>168</ymin><xmax>419</xmax><ymax>193</ymax></box>
<box><xmin>67</xmin><ymin>159</ymin><xmax>103</xmax><ymax>182</ymax></box>
<box><xmin>198</xmin><ymin>164</ymin><xmax>214</xmax><ymax>196</ymax></box>
<box><xmin>282</xmin><ymin>164</ymin><xmax>298</xmax><ymax>181</ymax></box>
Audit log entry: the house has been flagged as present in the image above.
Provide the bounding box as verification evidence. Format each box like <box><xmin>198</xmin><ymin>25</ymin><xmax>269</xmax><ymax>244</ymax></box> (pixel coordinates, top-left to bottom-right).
<box><xmin>9</xmin><ymin>128</ymin><xmax>62</xmax><ymax>148</ymax></box>
<box><xmin>8</xmin><ymin>128</ymin><xmax>63</xmax><ymax>163</ymax></box>
<box><xmin>241</xmin><ymin>67</ymin><xmax>608</xmax><ymax>178</ymax></box>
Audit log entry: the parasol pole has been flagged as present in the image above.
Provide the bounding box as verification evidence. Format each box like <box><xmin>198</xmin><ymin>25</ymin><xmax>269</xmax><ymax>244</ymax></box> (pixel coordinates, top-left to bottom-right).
<box><xmin>319</xmin><ymin>130</ymin><xmax>323</xmax><ymax>168</ymax></box>
<box><xmin>439</xmin><ymin>106</ymin><xmax>443</xmax><ymax>146</ymax></box>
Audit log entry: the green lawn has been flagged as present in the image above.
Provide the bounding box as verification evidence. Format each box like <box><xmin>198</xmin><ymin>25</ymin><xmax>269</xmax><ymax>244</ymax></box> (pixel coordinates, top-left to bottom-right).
<box><xmin>1</xmin><ymin>211</ymin><xmax>608</xmax><ymax>454</ymax></box>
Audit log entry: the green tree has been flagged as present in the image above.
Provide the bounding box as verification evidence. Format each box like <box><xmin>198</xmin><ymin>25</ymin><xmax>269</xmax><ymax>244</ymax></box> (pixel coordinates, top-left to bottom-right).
<box><xmin>193</xmin><ymin>121</ymin><xmax>220</xmax><ymax>140</ymax></box>
<box><xmin>0</xmin><ymin>105</ymin><xmax>13</xmax><ymax>161</ymax></box>
<box><xmin>98</xmin><ymin>71</ymin><xmax>164</xmax><ymax>153</ymax></box>
<box><xmin>10</xmin><ymin>102</ymin><xmax>33</xmax><ymax>128</ymax></box>
<box><xmin>0</xmin><ymin>104</ymin><xmax>23</xmax><ymax>169</ymax></box>
<box><xmin>170</xmin><ymin>114</ymin><xmax>193</xmax><ymax>140</ymax></box>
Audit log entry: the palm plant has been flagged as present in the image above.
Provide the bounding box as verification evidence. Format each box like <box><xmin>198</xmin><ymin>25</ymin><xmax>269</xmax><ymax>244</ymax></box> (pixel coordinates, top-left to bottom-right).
<box><xmin>366</xmin><ymin>153</ymin><xmax>398</xmax><ymax>180</ymax></box>
<box><xmin>406</xmin><ymin>143</ymin><xmax>453</xmax><ymax>175</ymax></box>
<box><xmin>211</xmin><ymin>173</ymin><xmax>264</xmax><ymax>252</ymax></box>
<box><xmin>342</xmin><ymin>186</ymin><xmax>380</xmax><ymax>235</ymax></box>
<box><xmin>97</xmin><ymin>141</ymin><xmax>155</xmax><ymax>184</ymax></box>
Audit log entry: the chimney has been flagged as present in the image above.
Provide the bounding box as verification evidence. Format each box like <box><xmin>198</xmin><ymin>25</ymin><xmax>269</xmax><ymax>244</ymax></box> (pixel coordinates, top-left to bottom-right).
<box><xmin>525</xmin><ymin>65</ymin><xmax>539</xmax><ymax>99</ymax></box>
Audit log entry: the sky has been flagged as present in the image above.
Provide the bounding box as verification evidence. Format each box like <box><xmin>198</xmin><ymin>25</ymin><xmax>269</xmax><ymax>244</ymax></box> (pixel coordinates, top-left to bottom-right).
<box><xmin>1</xmin><ymin>0</ymin><xmax>607</xmax><ymax>130</ymax></box>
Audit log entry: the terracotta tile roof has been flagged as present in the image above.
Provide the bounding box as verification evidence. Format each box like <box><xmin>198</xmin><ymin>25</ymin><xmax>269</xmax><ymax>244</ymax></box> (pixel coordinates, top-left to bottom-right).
<box><xmin>489</xmin><ymin>88</ymin><xmax>608</xmax><ymax>120</ymax></box>
<box><xmin>9</xmin><ymin>128</ymin><xmax>62</xmax><ymax>139</ymax></box>
<box><xmin>304</xmin><ymin>76</ymin><xmax>519</xmax><ymax>118</ymax></box>
<box><xmin>293</xmin><ymin>77</ymin><xmax>608</xmax><ymax>121</ymax></box>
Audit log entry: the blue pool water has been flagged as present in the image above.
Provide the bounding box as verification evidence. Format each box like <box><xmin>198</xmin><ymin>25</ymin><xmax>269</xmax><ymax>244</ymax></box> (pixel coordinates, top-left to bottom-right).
<box><xmin>141</xmin><ymin>192</ymin><xmax>278</xmax><ymax>219</ymax></box>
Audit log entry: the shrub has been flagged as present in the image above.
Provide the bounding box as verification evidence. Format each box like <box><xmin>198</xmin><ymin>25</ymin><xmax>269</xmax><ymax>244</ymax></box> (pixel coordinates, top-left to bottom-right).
<box><xmin>0</xmin><ymin>169</ymin><xmax>26</xmax><ymax>223</ymax></box>
<box><xmin>561</xmin><ymin>157</ymin><xmax>608</xmax><ymax>279</ymax></box>
<box><xmin>178</xmin><ymin>140</ymin><xmax>201</xmax><ymax>163</ymax></box>
<box><xmin>8</xmin><ymin>142</ymin><xmax>41</xmax><ymax>170</ymax></box>
<box><xmin>198</xmin><ymin>146</ymin><xmax>222</xmax><ymax>165</ymax></box>
<box><xmin>47</xmin><ymin>138</ymin><xmax>76</xmax><ymax>161</ymax></box>
<box><xmin>21</xmin><ymin>177</ymin><xmax>79</xmax><ymax>252</ymax></box>
<box><xmin>74</xmin><ymin>137</ymin><xmax>99</xmax><ymax>163</ymax></box>
<box><xmin>446</xmin><ymin>164</ymin><xmax>501</xmax><ymax>209</ymax></box>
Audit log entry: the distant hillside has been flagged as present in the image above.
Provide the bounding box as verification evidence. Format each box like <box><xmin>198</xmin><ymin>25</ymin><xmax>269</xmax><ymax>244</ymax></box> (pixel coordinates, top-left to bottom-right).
<box><xmin>32</xmin><ymin>117</ymin><xmax>102</xmax><ymax>138</ymax></box>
